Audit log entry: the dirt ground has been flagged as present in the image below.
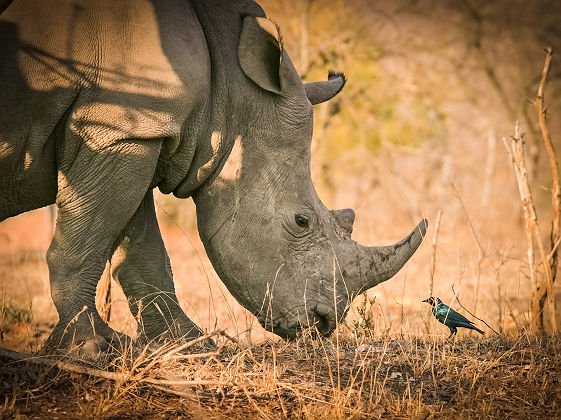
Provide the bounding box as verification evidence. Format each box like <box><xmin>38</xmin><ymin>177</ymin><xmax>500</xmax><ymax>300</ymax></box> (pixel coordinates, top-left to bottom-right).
<box><xmin>1</xmin><ymin>334</ymin><xmax>560</xmax><ymax>418</ymax></box>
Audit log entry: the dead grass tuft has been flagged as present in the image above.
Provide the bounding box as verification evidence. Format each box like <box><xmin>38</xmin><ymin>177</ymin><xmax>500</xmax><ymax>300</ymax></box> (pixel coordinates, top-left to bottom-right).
<box><xmin>1</xmin><ymin>331</ymin><xmax>560</xmax><ymax>418</ymax></box>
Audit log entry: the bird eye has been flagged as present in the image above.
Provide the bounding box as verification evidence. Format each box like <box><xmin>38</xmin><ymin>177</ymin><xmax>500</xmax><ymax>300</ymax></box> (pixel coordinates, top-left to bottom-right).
<box><xmin>295</xmin><ymin>214</ymin><xmax>309</xmax><ymax>228</ymax></box>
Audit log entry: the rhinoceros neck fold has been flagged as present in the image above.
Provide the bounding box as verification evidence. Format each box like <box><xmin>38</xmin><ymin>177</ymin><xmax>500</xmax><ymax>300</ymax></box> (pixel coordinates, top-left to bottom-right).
<box><xmin>157</xmin><ymin>0</ymin><xmax>265</xmax><ymax>199</ymax></box>
<box><xmin>350</xmin><ymin>219</ymin><xmax>428</xmax><ymax>295</ymax></box>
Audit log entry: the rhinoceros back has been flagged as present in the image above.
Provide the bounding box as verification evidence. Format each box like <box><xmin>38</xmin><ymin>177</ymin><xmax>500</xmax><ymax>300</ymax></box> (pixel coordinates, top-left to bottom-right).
<box><xmin>0</xmin><ymin>0</ymin><xmax>210</xmax><ymax>219</ymax></box>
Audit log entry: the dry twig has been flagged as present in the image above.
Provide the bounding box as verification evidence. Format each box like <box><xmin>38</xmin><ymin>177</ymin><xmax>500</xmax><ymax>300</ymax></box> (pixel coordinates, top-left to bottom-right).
<box><xmin>452</xmin><ymin>285</ymin><xmax>499</xmax><ymax>335</ymax></box>
<box><xmin>451</xmin><ymin>182</ymin><xmax>485</xmax><ymax>316</ymax></box>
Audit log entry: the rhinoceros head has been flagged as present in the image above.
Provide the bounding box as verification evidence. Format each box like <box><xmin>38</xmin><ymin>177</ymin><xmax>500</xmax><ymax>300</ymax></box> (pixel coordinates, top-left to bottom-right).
<box><xmin>194</xmin><ymin>16</ymin><xmax>427</xmax><ymax>338</ymax></box>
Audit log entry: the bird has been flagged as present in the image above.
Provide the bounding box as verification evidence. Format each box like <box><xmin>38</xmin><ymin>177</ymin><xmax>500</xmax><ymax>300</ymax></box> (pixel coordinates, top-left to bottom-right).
<box><xmin>422</xmin><ymin>296</ymin><xmax>484</xmax><ymax>339</ymax></box>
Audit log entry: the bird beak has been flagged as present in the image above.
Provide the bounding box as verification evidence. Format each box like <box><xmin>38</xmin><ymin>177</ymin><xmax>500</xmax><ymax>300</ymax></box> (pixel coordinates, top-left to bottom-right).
<box><xmin>422</xmin><ymin>298</ymin><xmax>429</xmax><ymax>303</ymax></box>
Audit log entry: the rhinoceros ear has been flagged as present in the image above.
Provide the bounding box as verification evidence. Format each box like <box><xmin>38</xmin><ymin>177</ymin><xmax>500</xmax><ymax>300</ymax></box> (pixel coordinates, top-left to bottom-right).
<box><xmin>239</xmin><ymin>16</ymin><xmax>301</xmax><ymax>95</ymax></box>
<box><xmin>304</xmin><ymin>71</ymin><xmax>347</xmax><ymax>105</ymax></box>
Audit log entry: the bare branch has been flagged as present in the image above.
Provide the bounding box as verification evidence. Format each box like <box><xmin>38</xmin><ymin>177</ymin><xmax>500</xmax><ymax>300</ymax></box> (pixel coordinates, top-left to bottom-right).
<box><xmin>502</xmin><ymin>119</ymin><xmax>558</xmax><ymax>333</ymax></box>
<box><xmin>451</xmin><ymin>182</ymin><xmax>484</xmax><ymax>257</ymax></box>
<box><xmin>532</xmin><ymin>46</ymin><xmax>559</xmax><ymax>334</ymax></box>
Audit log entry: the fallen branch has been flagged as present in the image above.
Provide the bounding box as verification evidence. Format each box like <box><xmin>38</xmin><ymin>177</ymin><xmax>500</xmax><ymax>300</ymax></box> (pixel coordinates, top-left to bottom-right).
<box><xmin>0</xmin><ymin>346</ymin><xmax>133</xmax><ymax>382</ymax></box>
<box><xmin>0</xmin><ymin>331</ymin><xmax>239</xmax><ymax>399</ymax></box>
<box><xmin>0</xmin><ymin>344</ymin><xmax>300</xmax><ymax>406</ymax></box>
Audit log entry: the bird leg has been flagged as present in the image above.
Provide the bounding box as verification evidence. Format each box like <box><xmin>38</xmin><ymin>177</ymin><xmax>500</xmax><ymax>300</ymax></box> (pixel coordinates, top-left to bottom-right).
<box><xmin>447</xmin><ymin>327</ymin><xmax>457</xmax><ymax>340</ymax></box>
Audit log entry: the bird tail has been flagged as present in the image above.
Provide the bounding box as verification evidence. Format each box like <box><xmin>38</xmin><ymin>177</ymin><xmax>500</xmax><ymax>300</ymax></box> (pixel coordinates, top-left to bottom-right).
<box><xmin>471</xmin><ymin>325</ymin><xmax>484</xmax><ymax>335</ymax></box>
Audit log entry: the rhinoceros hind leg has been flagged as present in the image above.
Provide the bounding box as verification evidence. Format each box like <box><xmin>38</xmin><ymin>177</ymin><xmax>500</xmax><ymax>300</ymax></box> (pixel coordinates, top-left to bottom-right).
<box><xmin>111</xmin><ymin>189</ymin><xmax>207</xmax><ymax>346</ymax></box>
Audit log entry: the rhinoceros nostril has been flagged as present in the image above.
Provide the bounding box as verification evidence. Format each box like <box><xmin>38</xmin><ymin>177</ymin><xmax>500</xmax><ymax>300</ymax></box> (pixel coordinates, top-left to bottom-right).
<box><xmin>314</xmin><ymin>303</ymin><xmax>336</xmax><ymax>336</ymax></box>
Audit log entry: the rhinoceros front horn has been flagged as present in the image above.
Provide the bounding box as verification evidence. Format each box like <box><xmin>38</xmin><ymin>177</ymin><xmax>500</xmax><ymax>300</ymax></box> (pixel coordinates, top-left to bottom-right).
<box><xmin>349</xmin><ymin>219</ymin><xmax>428</xmax><ymax>295</ymax></box>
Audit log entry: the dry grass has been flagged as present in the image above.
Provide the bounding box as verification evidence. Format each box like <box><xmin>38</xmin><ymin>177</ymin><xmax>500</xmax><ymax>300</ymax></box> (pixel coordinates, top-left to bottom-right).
<box><xmin>1</xmin><ymin>329</ymin><xmax>560</xmax><ymax>418</ymax></box>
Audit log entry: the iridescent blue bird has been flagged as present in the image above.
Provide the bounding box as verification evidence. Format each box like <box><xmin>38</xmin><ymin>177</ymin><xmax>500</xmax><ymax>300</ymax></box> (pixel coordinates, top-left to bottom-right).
<box><xmin>423</xmin><ymin>297</ymin><xmax>484</xmax><ymax>338</ymax></box>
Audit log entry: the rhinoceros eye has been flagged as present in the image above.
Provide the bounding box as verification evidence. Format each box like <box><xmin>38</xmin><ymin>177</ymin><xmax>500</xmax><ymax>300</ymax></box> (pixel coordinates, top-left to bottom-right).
<box><xmin>295</xmin><ymin>214</ymin><xmax>309</xmax><ymax>228</ymax></box>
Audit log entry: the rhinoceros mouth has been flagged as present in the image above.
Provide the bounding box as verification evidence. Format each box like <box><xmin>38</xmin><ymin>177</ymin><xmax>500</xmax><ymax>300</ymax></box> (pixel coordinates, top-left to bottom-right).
<box><xmin>258</xmin><ymin>302</ymin><xmax>340</xmax><ymax>339</ymax></box>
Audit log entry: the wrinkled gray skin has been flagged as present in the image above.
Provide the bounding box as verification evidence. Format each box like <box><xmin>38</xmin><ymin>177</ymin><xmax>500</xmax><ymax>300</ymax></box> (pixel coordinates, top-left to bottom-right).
<box><xmin>0</xmin><ymin>0</ymin><xmax>426</xmax><ymax>353</ymax></box>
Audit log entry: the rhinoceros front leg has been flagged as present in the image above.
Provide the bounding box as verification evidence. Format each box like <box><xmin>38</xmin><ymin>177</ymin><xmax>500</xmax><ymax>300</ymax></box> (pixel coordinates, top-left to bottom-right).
<box><xmin>111</xmin><ymin>189</ymin><xmax>204</xmax><ymax>343</ymax></box>
<box><xmin>45</xmin><ymin>139</ymin><xmax>162</xmax><ymax>354</ymax></box>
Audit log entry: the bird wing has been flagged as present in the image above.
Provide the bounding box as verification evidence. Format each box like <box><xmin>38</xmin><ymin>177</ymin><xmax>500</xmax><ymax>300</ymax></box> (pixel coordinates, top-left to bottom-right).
<box><xmin>436</xmin><ymin>305</ymin><xmax>473</xmax><ymax>325</ymax></box>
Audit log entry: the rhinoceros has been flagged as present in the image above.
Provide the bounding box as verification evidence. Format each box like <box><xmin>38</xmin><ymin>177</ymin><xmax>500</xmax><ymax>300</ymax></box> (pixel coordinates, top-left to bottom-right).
<box><xmin>0</xmin><ymin>0</ymin><xmax>426</xmax><ymax>353</ymax></box>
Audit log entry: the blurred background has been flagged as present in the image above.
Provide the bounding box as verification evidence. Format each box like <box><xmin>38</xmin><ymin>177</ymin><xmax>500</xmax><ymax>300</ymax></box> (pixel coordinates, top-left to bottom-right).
<box><xmin>2</xmin><ymin>0</ymin><xmax>561</xmax><ymax>350</ymax></box>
